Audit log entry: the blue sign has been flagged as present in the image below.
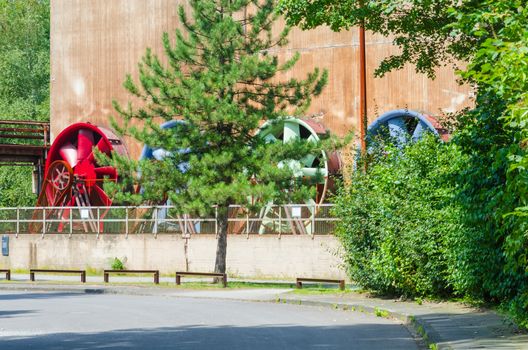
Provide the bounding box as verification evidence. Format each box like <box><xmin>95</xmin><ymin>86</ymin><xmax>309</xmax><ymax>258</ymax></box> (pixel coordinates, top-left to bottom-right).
<box><xmin>2</xmin><ymin>235</ymin><xmax>8</xmax><ymax>256</ymax></box>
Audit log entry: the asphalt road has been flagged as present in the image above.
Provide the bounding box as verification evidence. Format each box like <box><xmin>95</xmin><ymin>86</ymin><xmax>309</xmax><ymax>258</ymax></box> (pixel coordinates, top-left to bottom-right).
<box><xmin>0</xmin><ymin>290</ymin><xmax>419</xmax><ymax>349</ymax></box>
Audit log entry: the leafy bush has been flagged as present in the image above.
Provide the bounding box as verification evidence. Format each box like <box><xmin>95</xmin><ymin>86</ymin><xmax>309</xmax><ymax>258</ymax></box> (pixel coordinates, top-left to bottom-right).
<box><xmin>111</xmin><ymin>257</ymin><xmax>125</xmax><ymax>270</ymax></box>
<box><xmin>452</xmin><ymin>94</ymin><xmax>528</xmax><ymax>327</ymax></box>
<box><xmin>0</xmin><ymin>0</ymin><xmax>49</xmax><ymax>207</ymax></box>
<box><xmin>333</xmin><ymin>135</ymin><xmax>466</xmax><ymax>297</ymax></box>
<box><xmin>0</xmin><ymin>167</ymin><xmax>36</xmax><ymax>207</ymax></box>
<box><xmin>334</xmin><ymin>97</ymin><xmax>528</xmax><ymax>327</ymax></box>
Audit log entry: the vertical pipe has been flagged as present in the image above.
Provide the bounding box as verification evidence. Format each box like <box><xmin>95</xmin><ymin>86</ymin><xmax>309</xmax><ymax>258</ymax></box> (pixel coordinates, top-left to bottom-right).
<box><xmin>359</xmin><ymin>24</ymin><xmax>367</xmax><ymax>157</ymax></box>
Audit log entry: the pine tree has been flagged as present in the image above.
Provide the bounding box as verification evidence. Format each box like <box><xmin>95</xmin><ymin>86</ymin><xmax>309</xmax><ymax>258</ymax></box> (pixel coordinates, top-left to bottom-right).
<box><xmin>111</xmin><ymin>0</ymin><xmax>328</xmax><ymax>274</ymax></box>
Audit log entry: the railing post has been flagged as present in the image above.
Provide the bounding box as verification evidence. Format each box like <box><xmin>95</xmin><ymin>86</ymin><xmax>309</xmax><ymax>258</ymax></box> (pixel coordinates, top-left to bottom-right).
<box><xmin>278</xmin><ymin>205</ymin><xmax>282</xmax><ymax>239</ymax></box>
<box><xmin>69</xmin><ymin>207</ymin><xmax>73</xmax><ymax>237</ymax></box>
<box><xmin>125</xmin><ymin>207</ymin><xmax>129</xmax><ymax>238</ymax></box>
<box><xmin>96</xmin><ymin>207</ymin><xmax>100</xmax><ymax>238</ymax></box>
<box><xmin>153</xmin><ymin>206</ymin><xmax>158</xmax><ymax>237</ymax></box>
<box><xmin>311</xmin><ymin>204</ymin><xmax>316</xmax><ymax>238</ymax></box>
<box><xmin>246</xmin><ymin>209</ymin><xmax>249</xmax><ymax>239</ymax></box>
<box><xmin>41</xmin><ymin>208</ymin><xmax>46</xmax><ymax>238</ymax></box>
<box><xmin>183</xmin><ymin>214</ymin><xmax>187</xmax><ymax>238</ymax></box>
<box><xmin>215</xmin><ymin>206</ymin><xmax>218</xmax><ymax>237</ymax></box>
<box><xmin>16</xmin><ymin>208</ymin><xmax>19</xmax><ymax>238</ymax></box>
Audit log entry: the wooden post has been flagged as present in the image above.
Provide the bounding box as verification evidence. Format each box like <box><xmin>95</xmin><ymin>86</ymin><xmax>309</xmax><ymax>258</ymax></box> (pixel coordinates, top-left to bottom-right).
<box><xmin>339</xmin><ymin>280</ymin><xmax>345</xmax><ymax>291</ymax></box>
<box><xmin>296</xmin><ymin>278</ymin><xmax>302</xmax><ymax>289</ymax></box>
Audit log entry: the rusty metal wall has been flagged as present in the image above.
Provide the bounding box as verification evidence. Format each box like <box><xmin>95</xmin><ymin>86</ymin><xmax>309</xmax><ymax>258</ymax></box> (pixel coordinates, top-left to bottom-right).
<box><xmin>51</xmin><ymin>0</ymin><xmax>471</xmax><ymax>159</ymax></box>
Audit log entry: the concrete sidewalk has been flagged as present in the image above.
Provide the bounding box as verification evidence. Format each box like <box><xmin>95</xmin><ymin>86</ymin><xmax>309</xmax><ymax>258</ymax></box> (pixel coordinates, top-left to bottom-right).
<box><xmin>278</xmin><ymin>293</ymin><xmax>528</xmax><ymax>350</ymax></box>
<box><xmin>1</xmin><ymin>279</ymin><xmax>526</xmax><ymax>349</ymax></box>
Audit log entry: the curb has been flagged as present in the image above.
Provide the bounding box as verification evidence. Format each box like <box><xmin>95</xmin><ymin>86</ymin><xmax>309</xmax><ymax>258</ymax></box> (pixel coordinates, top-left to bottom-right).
<box><xmin>275</xmin><ymin>297</ymin><xmax>446</xmax><ymax>350</ymax></box>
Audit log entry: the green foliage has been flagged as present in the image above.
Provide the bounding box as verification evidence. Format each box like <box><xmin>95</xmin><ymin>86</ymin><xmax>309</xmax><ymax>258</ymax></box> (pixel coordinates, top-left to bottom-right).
<box><xmin>111</xmin><ymin>257</ymin><xmax>125</xmax><ymax>271</ymax></box>
<box><xmin>109</xmin><ymin>0</ymin><xmax>329</xmax><ymax>273</ymax></box>
<box><xmin>0</xmin><ymin>0</ymin><xmax>49</xmax><ymax>207</ymax></box>
<box><xmin>111</xmin><ymin>0</ymin><xmax>328</xmax><ymax>215</ymax></box>
<box><xmin>279</xmin><ymin>1</ymin><xmax>527</xmax><ymax>80</ymax></box>
<box><xmin>452</xmin><ymin>93</ymin><xmax>528</xmax><ymax>328</ymax></box>
<box><xmin>334</xmin><ymin>135</ymin><xmax>465</xmax><ymax>297</ymax></box>
<box><xmin>0</xmin><ymin>0</ymin><xmax>50</xmax><ymax>121</ymax></box>
<box><xmin>278</xmin><ymin>0</ymin><xmax>469</xmax><ymax>78</ymax></box>
<box><xmin>280</xmin><ymin>0</ymin><xmax>528</xmax><ymax>327</ymax></box>
<box><xmin>0</xmin><ymin>167</ymin><xmax>37</xmax><ymax>207</ymax></box>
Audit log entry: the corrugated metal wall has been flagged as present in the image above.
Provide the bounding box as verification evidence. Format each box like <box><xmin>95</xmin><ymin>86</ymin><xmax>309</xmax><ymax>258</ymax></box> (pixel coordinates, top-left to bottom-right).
<box><xmin>51</xmin><ymin>0</ymin><xmax>471</xmax><ymax>159</ymax></box>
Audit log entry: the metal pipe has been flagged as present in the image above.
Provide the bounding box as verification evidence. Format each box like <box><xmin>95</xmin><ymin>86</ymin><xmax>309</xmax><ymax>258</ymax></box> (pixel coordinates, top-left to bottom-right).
<box><xmin>359</xmin><ymin>24</ymin><xmax>367</xmax><ymax>159</ymax></box>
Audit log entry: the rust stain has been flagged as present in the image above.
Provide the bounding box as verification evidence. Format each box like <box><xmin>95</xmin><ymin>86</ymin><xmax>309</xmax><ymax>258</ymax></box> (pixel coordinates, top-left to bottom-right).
<box><xmin>51</xmin><ymin>0</ymin><xmax>472</xmax><ymax>160</ymax></box>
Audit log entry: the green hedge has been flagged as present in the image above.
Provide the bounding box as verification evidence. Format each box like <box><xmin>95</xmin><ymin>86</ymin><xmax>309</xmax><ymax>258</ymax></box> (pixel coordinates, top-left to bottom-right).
<box><xmin>334</xmin><ymin>100</ymin><xmax>528</xmax><ymax>327</ymax></box>
<box><xmin>333</xmin><ymin>135</ymin><xmax>465</xmax><ymax>297</ymax></box>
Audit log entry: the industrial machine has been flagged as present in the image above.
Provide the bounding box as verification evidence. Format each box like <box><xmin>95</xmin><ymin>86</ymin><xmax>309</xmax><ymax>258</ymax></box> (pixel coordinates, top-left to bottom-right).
<box><xmin>33</xmin><ymin>109</ymin><xmax>445</xmax><ymax>234</ymax></box>
<box><xmin>33</xmin><ymin>122</ymin><xmax>128</xmax><ymax>232</ymax></box>
<box><xmin>366</xmin><ymin>109</ymin><xmax>448</xmax><ymax>149</ymax></box>
<box><xmin>254</xmin><ymin>118</ymin><xmax>342</xmax><ymax>234</ymax></box>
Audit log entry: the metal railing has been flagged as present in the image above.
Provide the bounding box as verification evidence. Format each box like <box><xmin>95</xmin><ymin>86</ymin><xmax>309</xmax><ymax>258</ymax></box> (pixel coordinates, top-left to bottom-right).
<box><xmin>0</xmin><ymin>204</ymin><xmax>338</xmax><ymax>237</ymax></box>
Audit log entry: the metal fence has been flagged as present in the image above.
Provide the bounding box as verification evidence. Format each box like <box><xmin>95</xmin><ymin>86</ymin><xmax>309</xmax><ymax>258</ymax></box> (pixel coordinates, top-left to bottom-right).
<box><xmin>0</xmin><ymin>204</ymin><xmax>338</xmax><ymax>237</ymax></box>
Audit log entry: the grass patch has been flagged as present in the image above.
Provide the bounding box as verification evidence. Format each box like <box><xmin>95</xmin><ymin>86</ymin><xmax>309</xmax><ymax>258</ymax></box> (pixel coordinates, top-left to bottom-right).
<box><xmin>374</xmin><ymin>307</ymin><xmax>390</xmax><ymax>318</ymax></box>
<box><xmin>175</xmin><ymin>281</ymin><xmax>295</xmax><ymax>289</ymax></box>
<box><xmin>289</xmin><ymin>283</ymin><xmax>362</xmax><ymax>295</ymax></box>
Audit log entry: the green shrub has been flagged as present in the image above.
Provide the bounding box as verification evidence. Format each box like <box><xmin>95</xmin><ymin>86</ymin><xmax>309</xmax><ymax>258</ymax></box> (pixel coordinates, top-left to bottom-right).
<box><xmin>111</xmin><ymin>257</ymin><xmax>125</xmax><ymax>270</ymax></box>
<box><xmin>333</xmin><ymin>135</ymin><xmax>466</xmax><ymax>297</ymax></box>
<box><xmin>451</xmin><ymin>94</ymin><xmax>528</xmax><ymax>327</ymax></box>
<box><xmin>333</xmin><ymin>95</ymin><xmax>528</xmax><ymax>327</ymax></box>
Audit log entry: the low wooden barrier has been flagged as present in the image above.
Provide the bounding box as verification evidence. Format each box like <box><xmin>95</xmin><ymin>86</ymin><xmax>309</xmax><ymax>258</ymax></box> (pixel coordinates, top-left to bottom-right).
<box><xmin>30</xmin><ymin>269</ymin><xmax>86</xmax><ymax>283</ymax></box>
<box><xmin>175</xmin><ymin>271</ymin><xmax>227</xmax><ymax>288</ymax></box>
<box><xmin>296</xmin><ymin>277</ymin><xmax>345</xmax><ymax>291</ymax></box>
<box><xmin>104</xmin><ymin>270</ymin><xmax>159</xmax><ymax>284</ymax></box>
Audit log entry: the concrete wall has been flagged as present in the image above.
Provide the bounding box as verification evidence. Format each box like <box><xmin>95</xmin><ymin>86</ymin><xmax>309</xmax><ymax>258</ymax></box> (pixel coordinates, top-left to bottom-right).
<box><xmin>0</xmin><ymin>233</ymin><xmax>346</xmax><ymax>280</ymax></box>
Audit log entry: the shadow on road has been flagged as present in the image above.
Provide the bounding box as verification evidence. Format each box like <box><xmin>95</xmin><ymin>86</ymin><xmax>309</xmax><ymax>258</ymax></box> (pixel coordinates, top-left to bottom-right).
<box><xmin>0</xmin><ymin>292</ymin><xmax>83</xmax><ymax>301</ymax></box>
<box><xmin>0</xmin><ymin>310</ymin><xmax>35</xmax><ymax>319</ymax></box>
<box><xmin>0</xmin><ymin>324</ymin><xmax>419</xmax><ymax>350</ymax></box>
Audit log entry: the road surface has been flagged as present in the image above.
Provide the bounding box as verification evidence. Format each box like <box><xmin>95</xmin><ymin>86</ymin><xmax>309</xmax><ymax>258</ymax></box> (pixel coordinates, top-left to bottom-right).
<box><xmin>0</xmin><ymin>290</ymin><xmax>419</xmax><ymax>349</ymax></box>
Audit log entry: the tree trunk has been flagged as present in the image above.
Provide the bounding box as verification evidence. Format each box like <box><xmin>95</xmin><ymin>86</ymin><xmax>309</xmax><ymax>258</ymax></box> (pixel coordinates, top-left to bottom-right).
<box><xmin>214</xmin><ymin>206</ymin><xmax>229</xmax><ymax>277</ymax></box>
